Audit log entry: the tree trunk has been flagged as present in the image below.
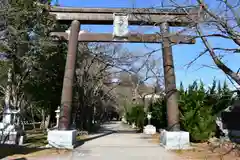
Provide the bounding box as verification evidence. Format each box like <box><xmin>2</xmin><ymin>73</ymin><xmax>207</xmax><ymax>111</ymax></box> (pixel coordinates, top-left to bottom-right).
<box><xmin>30</xmin><ymin>105</ymin><xmax>36</xmax><ymax>130</ymax></box>
<box><xmin>3</xmin><ymin>68</ymin><xmax>12</xmax><ymax>124</ymax></box>
<box><xmin>45</xmin><ymin>114</ymin><xmax>51</xmax><ymax>129</ymax></box>
<box><xmin>40</xmin><ymin>109</ymin><xmax>45</xmax><ymax>129</ymax></box>
<box><xmin>87</xmin><ymin>106</ymin><xmax>93</xmax><ymax>131</ymax></box>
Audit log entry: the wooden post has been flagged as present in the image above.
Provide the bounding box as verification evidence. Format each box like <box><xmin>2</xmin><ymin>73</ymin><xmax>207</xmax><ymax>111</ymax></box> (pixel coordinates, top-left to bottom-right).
<box><xmin>59</xmin><ymin>20</ymin><xmax>80</xmax><ymax>130</ymax></box>
<box><xmin>160</xmin><ymin>22</ymin><xmax>180</xmax><ymax>131</ymax></box>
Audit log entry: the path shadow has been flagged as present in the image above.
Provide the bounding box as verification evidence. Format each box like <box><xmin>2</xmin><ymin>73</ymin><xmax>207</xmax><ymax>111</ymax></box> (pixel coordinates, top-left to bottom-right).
<box><xmin>115</xmin><ymin>130</ymin><xmax>139</xmax><ymax>134</ymax></box>
<box><xmin>75</xmin><ymin>130</ymin><xmax>141</xmax><ymax>147</ymax></box>
<box><xmin>75</xmin><ymin>121</ymin><xmax>141</xmax><ymax>148</ymax></box>
<box><xmin>102</xmin><ymin>121</ymin><xmax>120</xmax><ymax>124</ymax></box>
<box><xmin>75</xmin><ymin>130</ymin><xmax>114</xmax><ymax>147</ymax></box>
<box><xmin>0</xmin><ymin>144</ymin><xmax>45</xmax><ymax>159</ymax></box>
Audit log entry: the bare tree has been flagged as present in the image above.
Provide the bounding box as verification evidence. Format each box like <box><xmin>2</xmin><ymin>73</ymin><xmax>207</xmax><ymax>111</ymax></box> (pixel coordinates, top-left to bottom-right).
<box><xmin>72</xmin><ymin>40</ymin><xmax>164</xmax><ymax>130</ymax></box>
<box><xmin>150</xmin><ymin>0</ymin><xmax>240</xmax><ymax>87</ymax></box>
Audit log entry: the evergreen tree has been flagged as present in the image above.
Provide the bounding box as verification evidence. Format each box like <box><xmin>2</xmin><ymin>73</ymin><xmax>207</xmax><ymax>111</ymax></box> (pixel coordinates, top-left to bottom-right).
<box><xmin>0</xmin><ymin>0</ymin><xmax>64</xmax><ymax>127</ymax></box>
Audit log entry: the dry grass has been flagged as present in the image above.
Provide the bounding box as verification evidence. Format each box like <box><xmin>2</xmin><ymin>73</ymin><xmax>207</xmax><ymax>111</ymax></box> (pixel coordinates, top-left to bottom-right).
<box><xmin>149</xmin><ymin>133</ymin><xmax>240</xmax><ymax>160</ymax></box>
<box><xmin>76</xmin><ymin>134</ymin><xmax>88</xmax><ymax>141</ymax></box>
<box><xmin>24</xmin><ymin>130</ymin><xmax>48</xmax><ymax>148</ymax></box>
<box><xmin>173</xmin><ymin>142</ymin><xmax>240</xmax><ymax>160</ymax></box>
<box><xmin>0</xmin><ymin>129</ymin><xmax>89</xmax><ymax>159</ymax></box>
<box><xmin>6</xmin><ymin>148</ymin><xmax>71</xmax><ymax>159</ymax></box>
<box><xmin>150</xmin><ymin>133</ymin><xmax>161</xmax><ymax>144</ymax></box>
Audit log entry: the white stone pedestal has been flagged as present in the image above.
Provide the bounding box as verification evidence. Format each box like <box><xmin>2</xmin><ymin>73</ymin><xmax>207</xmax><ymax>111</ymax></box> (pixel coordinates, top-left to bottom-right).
<box><xmin>160</xmin><ymin>130</ymin><xmax>190</xmax><ymax>150</ymax></box>
<box><xmin>131</xmin><ymin>123</ymin><xmax>136</xmax><ymax>129</ymax></box>
<box><xmin>47</xmin><ymin>130</ymin><xmax>77</xmax><ymax>149</ymax></box>
<box><xmin>143</xmin><ymin>125</ymin><xmax>156</xmax><ymax>135</ymax></box>
<box><xmin>121</xmin><ymin>117</ymin><xmax>127</xmax><ymax>124</ymax></box>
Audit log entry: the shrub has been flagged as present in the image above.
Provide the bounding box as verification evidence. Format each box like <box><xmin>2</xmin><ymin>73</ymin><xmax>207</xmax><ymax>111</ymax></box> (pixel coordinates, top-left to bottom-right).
<box><xmin>149</xmin><ymin>98</ymin><xmax>167</xmax><ymax>129</ymax></box>
<box><xmin>146</xmin><ymin>80</ymin><xmax>233</xmax><ymax>142</ymax></box>
<box><xmin>126</xmin><ymin>105</ymin><xmax>145</xmax><ymax>129</ymax></box>
<box><xmin>178</xmin><ymin>81</ymin><xmax>216</xmax><ymax>142</ymax></box>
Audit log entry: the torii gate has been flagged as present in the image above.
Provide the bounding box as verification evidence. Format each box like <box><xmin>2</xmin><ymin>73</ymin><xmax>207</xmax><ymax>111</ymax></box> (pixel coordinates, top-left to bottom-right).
<box><xmin>49</xmin><ymin>6</ymin><xmax>200</xmax><ymax>131</ymax></box>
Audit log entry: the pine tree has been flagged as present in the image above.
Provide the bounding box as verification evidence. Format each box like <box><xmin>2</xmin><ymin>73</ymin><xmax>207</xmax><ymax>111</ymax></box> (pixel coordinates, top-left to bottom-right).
<box><xmin>0</xmin><ymin>0</ymin><xmax>61</xmax><ymax>122</ymax></box>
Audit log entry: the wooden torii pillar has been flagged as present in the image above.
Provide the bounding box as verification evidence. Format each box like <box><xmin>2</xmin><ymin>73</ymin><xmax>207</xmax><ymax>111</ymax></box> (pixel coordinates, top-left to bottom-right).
<box><xmin>49</xmin><ymin>7</ymin><xmax>199</xmax><ymax>131</ymax></box>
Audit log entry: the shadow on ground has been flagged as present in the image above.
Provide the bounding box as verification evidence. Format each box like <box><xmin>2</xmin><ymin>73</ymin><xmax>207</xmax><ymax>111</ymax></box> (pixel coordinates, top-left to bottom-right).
<box><xmin>0</xmin><ymin>144</ymin><xmax>45</xmax><ymax>159</ymax></box>
<box><xmin>115</xmin><ymin>129</ymin><xmax>141</xmax><ymax>134</ymax></box>
<box><xmin>75</xmin><ymin>123</ymin><xmax>141</xmax><ymax>147</ymax></box>
<box><xmin>76</xmin><ymin>130</ymin><xmax>114</xmax><ymax>147</ymax></box>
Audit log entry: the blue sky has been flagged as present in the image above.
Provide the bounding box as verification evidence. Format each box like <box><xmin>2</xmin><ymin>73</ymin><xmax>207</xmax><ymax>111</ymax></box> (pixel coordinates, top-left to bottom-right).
<box><xmin>51</xmin><ymin>0</ymin><xmax>240</xmax><ymax>89</ymax></box>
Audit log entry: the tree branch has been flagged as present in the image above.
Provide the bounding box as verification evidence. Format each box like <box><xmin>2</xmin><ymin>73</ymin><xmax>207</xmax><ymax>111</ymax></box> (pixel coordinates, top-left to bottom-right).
<box><xmin>196</xmin><ymin>25</ymin><xmax>240</xmax><ymax>84</ymax></box>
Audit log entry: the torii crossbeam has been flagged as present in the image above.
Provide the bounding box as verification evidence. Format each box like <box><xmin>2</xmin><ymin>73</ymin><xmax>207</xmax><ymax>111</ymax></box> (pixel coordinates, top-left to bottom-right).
<box><xmin>51</xmin><ymin>32</ymin><xmax>195</xmax><ymax>44</ymax></box>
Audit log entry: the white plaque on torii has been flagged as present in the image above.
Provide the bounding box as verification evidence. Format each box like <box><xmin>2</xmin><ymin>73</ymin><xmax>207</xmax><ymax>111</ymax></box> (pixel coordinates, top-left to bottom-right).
<box><xmin>113</xmin><ymin>13</ymin><xmax>129</xmax><ymax>41</ymax></box>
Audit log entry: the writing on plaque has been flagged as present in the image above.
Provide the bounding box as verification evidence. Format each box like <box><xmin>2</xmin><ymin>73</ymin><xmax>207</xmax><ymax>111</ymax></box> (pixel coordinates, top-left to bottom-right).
<box><xmin>113</xmin><ymin>13</ymin><xmax>129</xmax><ymax>40</ymax></box>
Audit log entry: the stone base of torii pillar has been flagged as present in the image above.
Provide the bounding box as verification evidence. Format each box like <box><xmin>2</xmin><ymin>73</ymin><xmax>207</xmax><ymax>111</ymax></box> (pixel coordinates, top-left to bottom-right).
<box><xmin>160</xmin><ymin>130</ymin><xmax>191</xmax><ymax>150</ymax></box>
<box><xmin>47</xmin><ymin>130</ymin><xmax>77</xmax><ymax>149</ymax></box>
<box><xmin>47</xmin><ymin>106</ymin><xmax>77</xmax><ymax>149</ymax></box>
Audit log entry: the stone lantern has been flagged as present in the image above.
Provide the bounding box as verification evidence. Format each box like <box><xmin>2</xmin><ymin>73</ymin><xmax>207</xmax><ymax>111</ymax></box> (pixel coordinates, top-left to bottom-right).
<box><xmin>147</xmin><ymin>112</ymin><xmax>152</xmax><ymax>125</ymax></box>
<box><xmin>55</xmin><ymin>106</ymin><xmax>60</xmax><ymax>128</ymax></box>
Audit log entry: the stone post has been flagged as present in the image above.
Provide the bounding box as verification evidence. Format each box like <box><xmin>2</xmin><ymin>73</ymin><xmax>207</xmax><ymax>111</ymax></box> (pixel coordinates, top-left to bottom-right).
<box><xmin>59</xmin><ymin>20</ymin><xmax>80</xmax><ymax>130</ymax></box>
<box><xmin>160</xmin><ymin>22</ymin><xmax>180</xmax><ymax>131</ymax></box>
<box><xmin>48</xmin><ymin>26</ymin><xmax>80</xmax><ymax>147</ymax></box>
